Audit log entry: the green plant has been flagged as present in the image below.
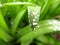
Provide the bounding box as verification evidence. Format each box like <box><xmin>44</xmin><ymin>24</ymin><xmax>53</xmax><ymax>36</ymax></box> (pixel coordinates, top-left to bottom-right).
<box><xmin>0</xmin><ymin>0</ymin><xmax>60</xmax><ymax>45</ymax></box>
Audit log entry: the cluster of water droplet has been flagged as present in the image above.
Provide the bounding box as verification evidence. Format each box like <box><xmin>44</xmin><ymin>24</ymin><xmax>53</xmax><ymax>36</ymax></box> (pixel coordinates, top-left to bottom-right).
<box><xmin>28</xmin><ymin>6</ymin><xmax>41</xmax><ymax>30</ymax></box>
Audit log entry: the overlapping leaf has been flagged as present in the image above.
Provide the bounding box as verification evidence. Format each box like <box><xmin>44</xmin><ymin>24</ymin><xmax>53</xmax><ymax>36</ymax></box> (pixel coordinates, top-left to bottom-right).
<box><xmin>18</xmin><ymin>20</ymin><xmax>60</xmax><ymax>45</ymax></box>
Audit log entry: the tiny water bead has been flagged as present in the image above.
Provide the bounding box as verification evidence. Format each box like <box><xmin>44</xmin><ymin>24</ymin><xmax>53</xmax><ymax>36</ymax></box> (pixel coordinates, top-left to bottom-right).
<box><xmin>28</xmin><ymin>6</ymin><xmax>41</xmax><ymax>30</ymax></box>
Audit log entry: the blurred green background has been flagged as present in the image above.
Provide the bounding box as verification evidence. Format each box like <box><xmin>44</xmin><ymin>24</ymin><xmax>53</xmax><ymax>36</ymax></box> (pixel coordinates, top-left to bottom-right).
<box><xmin>0</xmin><ymin>0</ymin><xmax>60</xmax><ymax>45</ymax></box>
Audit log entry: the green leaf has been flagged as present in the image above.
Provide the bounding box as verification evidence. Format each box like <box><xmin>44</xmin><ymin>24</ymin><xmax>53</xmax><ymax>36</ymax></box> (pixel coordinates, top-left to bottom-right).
<box><xmin>40</xmin><ymin>0</ymin><xmax>52</xmax><ymax>20</ymax></box>
<box><xmin>11</xmin><ymin>6</ymin><xmax>27</xmax><ymax>35</ymax></box>
<box><xmin>16</xmin><ymin>26</ymin><xmax>32</xmax><ymax>38</ymax></box>
<box><xmin>0</xmin><ymin>9</ymin><xmax>9</xmax><ymax>33</ymax></box>
<box><xmin>36</xmin><ymin>35</ymin><xmax>49</xmax><ymax>44</ymax></box>
<box><xmin>18</xmin><ymin>20</ymin><xmax>60</xmax><ymax>44</ymax></box>
<box><xmin>3</xmin><ymin>2</ymin><xmax>32</xmax><ymax>6</ymax></box>
<box><xmin>0</xmin><ymin>27</ymin><xmax>12</xmax><ymax>42</ymax></box>
<box><xmin>45</xmin><ymin>0</ymin><xmax>60</xmax><ymax>19</ymax></box>
<box><xmin>49</xmin><ymin>0</ymin><xmax>60</xmax><ymax>14</ymax></box>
